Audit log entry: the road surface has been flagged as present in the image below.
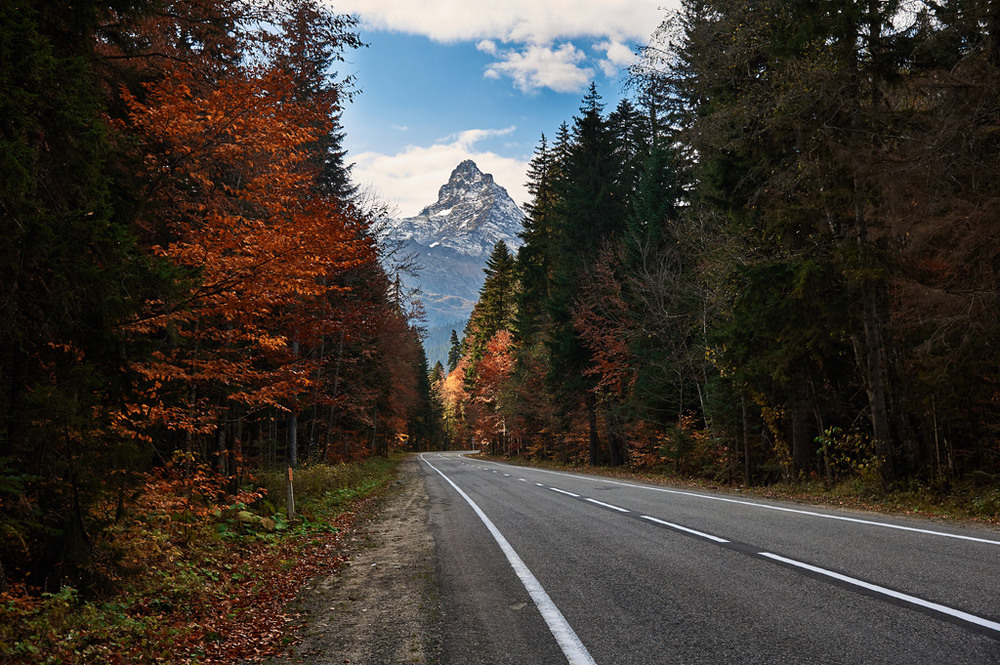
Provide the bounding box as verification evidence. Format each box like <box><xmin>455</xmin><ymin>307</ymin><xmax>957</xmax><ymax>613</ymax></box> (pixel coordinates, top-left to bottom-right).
<box><xmin>420</xmin><ymin>451</ymin><xmax>1000</xmax><ymax>664</ymax></box>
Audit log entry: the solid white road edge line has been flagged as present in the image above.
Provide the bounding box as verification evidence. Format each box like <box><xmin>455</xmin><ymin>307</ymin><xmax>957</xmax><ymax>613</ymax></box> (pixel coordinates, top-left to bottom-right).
<box><xmin>640</xmin><ymin>515</ymin><xmax>730</xmax><ymax>543</ymax></box>
<box><xmin>472</xmin><ymin>458</ymin><xmax>1000</xmax><ymax>546</ymax></box>
<box><xmin>421</xmin><ymin>454</ymin><xmax>598</xmax><ymax>665</ymax></box>
<box><xmin>759</xmin><ymin>552</ymin><xmax>1000</xmax><ymax>633</ymax></box>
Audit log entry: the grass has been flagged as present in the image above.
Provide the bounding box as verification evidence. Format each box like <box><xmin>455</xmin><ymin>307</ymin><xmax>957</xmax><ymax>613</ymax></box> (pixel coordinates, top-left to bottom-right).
<box><xmin>0</xmin><ymin>454</ymin><xmax>402</xmax><ymax>664</ymax></box>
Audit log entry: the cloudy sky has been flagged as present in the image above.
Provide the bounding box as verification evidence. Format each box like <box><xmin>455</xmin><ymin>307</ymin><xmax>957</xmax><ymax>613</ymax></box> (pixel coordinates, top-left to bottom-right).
<box><xmin>332</xmin><ymin>1</ymin><xmax>674</xmax><ymax>217</ymax></box>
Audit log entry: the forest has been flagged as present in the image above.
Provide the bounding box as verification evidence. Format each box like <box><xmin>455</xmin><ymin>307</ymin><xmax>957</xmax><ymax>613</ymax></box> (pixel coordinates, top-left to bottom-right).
<box><xmin>442</xmin><ymin>0</ymin><xmax>1000</xmax><ymax>505</ymax></box>
<box><xmin>0</xmin><ymin>0</ymin><xmax>440</xmax><ymax>656</ymax></box>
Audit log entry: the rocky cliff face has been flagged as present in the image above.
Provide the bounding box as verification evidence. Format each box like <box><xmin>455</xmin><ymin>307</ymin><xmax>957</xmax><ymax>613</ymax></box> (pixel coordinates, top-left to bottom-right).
<box><xmin>389</xmin><ymin>159</ymin><xmax>524</xmax><ymax>258</ymax></box>
<box><xmin>384</xmin><ymin>160</ymin><xmax>525</xmax><ymax>364</ymax></box>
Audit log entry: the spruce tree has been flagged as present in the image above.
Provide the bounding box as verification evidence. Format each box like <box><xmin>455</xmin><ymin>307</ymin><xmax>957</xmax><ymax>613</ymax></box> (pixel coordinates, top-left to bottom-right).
<box><xmin>447</xmin><ymin>330</ymin><xmax>462</xmax><ymax>372</ymax></box>
<box><xmin>463</xmin><ymin>242</ymin><xmax>518</xmax><ymax>386</ymax></box>
<box><xmin>0</xmin><ymin>0</ymin><xmax>165</xmax><ymax>587</ymax></box>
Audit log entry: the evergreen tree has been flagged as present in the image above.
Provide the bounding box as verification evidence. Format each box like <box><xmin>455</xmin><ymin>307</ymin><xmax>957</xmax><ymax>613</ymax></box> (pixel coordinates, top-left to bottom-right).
<box><xmin>447</xmin><ymin>330</ymin><xmax>462</xmax><ymax>372</ymax></box>
<box><xmin>268</xmin><ymin>0</ymin><xmax>363</xmax><ymax>200</ymax></box>
<box><xmin>515</xmin><ymin>134</ymin><xmax>559</xmax><ymax>343</ymax></box>
<box><xmin>407</xmin><ymin>345</ymin><xmax>444</xmax><ymax>451</ymax></box>
<box><xmin>463</xmin><ymin>242</ymin><xmax>518</xmax><ymax>380</ymax></box>
<box><xmin>0</xmin><ymin>0</ymin><xmax>167</xmax><ymax>588</ymax></box>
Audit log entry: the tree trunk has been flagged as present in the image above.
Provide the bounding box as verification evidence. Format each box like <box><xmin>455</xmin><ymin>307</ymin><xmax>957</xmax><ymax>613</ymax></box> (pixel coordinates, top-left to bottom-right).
<box><xmin>741</xmin><ymin>395</ymin><xmax>752</xmax><ymax>485</ymax></box>
<box><xmin>605</xmin><ymin>405</ymin><xmax>625</xmax><ymax>467</ymax></box>
<box><xmin>371</xmin><ymin>402</ymin><xmax>378</xmax><ymax>455</ymax></box>
<box><xmin>216</xmin><ymin>419</ymin><xmax>228</xmax><ymax>476</ymax></box>
<box><xmin>790</xmin><ymin>366</ymin><xmax>811</xmax><ymax>476</ymax></box>
<box><xmin>853</xmin><ymin>172</ymin><xmax>896</xmax><ymax>485</ymax></box>
<box><xmin>861</xmin><ymin>287</ymin><xmax>896</xmax><ymax>483</ymax></box>
<box><xmin>586</xmin><ymin>392</ymin><xmax>599</xmax><ymax>466</ymax></box>
<box><xmin>234</xmin><ymin>415</ymin><xmax>244</xmax><ymax>486</ymax></box>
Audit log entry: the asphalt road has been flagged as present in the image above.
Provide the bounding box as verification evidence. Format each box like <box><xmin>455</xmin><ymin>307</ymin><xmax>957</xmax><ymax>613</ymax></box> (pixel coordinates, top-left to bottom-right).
<box><xmin>419</xmin><ymin>451</ymin><xmax>1000</xmax><ymax>665</ymax></box>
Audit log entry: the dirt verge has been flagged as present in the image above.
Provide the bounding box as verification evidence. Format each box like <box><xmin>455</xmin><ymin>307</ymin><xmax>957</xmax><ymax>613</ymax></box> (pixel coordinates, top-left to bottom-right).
<box><xmin>267</xmin><ymin>455</ymin><xmax>441</xmax><ymax>664</ymax></box>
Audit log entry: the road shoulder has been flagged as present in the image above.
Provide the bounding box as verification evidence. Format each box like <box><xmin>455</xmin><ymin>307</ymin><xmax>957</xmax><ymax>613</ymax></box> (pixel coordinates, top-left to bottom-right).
<box><xmin>268</xmin><ymin>455</ymin><xmax>441</xmax><ymax>664</ymax></box>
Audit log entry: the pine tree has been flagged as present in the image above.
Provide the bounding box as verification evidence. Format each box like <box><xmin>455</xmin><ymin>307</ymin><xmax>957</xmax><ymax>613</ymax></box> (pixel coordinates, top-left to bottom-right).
<box><xmin>515</xmin><ymin>134</ymin><xmax>559</xmax><ymax>343</ymax></box>
<box><xmin>447</xmin><ymin>330</ymin><xmax>462</xmax><ymax>372</ymax></box>
<box><xmin>267</xmin><ymin>0</ymin><xmax>363</xmax><ymax>200</ymax></box>
<box><xmin>545</xmin><ymin>84</ymin><xmax>625</xmax><ymax>465</ymax></box>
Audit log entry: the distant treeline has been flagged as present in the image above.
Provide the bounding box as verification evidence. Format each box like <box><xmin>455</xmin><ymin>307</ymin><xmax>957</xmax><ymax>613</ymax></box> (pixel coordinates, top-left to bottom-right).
<box><xmin>441</xmin><ymin>1</ymin><xmax>1000</xmax><ymax>492</ymax></box>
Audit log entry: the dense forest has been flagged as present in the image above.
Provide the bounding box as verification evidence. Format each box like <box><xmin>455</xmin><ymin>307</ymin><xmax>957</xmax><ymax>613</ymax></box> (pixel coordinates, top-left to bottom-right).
<box><xmin>443</xmin><ymin>0</ymin><xmax>1000</xmax><ymax>499</ymax></box>
<box><xmin>0</xmin><ymin>0</ymin><xmax>440</xmax><ymax>602</ymax></box>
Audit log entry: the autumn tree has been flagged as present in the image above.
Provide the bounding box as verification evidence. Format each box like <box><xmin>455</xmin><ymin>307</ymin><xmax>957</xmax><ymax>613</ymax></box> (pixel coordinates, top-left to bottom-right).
<box><xmin>0</xmin><ymin>0</ymin><xmax>428</xmax><ymax>595</ymax></box>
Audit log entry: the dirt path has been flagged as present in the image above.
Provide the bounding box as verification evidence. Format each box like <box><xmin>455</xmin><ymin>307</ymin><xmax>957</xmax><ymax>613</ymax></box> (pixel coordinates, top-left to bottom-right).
<box><xmin>268</xmin><ymin>455</ymin><xmax>441</xmax><ymax>664</ymax></box>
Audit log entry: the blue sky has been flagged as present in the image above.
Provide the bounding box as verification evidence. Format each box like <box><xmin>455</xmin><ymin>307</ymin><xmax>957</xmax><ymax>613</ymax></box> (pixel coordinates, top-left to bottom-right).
<box><xmin>332</xmin><ymin>0</ymin><xmax>675</xmax><ymax>217</ymax></box>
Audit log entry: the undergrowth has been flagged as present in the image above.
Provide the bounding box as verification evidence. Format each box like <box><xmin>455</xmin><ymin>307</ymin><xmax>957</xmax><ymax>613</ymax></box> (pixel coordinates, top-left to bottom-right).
<box><xmin>0</xmin><ymin>454</ymin><xmax>401</xmax><ymax>664</ymax></box>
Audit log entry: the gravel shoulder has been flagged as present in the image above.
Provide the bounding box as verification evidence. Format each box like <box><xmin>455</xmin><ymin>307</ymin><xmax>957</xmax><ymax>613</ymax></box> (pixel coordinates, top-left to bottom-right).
<box><xmin>268</xmin><ymin>455</ymin><xmax>441</xmax><ymax>665</ymax></box>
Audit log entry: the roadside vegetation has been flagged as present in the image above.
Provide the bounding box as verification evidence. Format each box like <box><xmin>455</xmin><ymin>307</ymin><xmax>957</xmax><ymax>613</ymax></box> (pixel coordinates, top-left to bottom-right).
<box><xmin>0</xmin><ymin>455</ymin><xmax>400</xmax><ymax>664</ymax></box>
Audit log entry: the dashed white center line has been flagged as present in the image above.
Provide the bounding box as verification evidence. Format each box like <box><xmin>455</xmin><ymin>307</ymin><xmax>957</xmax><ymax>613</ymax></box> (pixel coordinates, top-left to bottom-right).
<box><xmin>550</xmin><ymin>487</ymin><xmax>581</xmax><ymax>498</ymax></box>
<box><xmin>585</xmin><ymin>498</ymin><xmax>630</xmax><ymax>513</ymax></box>
<box><xmin>759</xmin><ymin>552</ymin><xmax>1000</xmax><ymax>634</ymax></box>
<box><xmin>640</xmin><ymin>515</ymin><xmax>730</xmax><ymax>543</ymax></box>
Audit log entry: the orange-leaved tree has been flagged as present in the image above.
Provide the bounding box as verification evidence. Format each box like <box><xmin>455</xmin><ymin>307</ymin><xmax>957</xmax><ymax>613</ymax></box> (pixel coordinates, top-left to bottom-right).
<box><xmin>470</xmin><ymin>330</ymin><xmax>516</xmax><ymax>454</ymax></box>
<box><xmin>119</xmin><ymin>60</ymin><xmax>374</xmax><ymax>456</ymax></box>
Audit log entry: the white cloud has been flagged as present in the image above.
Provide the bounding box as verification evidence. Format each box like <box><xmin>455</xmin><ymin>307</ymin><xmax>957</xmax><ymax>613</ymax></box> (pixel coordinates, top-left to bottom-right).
<box><xmin>445</xmin><ymin>126</ymin><xmax>517</xmax><ymax>150</ymax></box>
<box><xmin>484</xmin><ymin>43</ymin><xmax>592</xmax><ymax>94</ymax></box>
<box><xmin>595</xmin><ymin>39</ymin><xmax>638</xmax><ymax>77</ymax></box>
<box><xmin>351</xmin><ymin>129</ymin><xmax>531</xmax><ymax>218</ymax></box>
<box><xmin>330</xmin><ymin>0</ymin><xmax>666</xmax><ymax>45</ymax></box>
<box><xmin>476</xmin><ymin>39</ymin><xmax>498</xmax><ymax>55</ymax></box>
<box><xmin>333</xmin><ymin>0</ymin><xmax>671</xmax><ymax>92</ymax></box>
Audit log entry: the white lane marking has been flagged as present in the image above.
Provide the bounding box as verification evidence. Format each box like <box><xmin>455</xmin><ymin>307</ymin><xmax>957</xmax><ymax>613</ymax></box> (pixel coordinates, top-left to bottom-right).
<box><xmin>475</xmin><ymin>460</ymin><xmax>1000</xmax><ymax>546</ymax></box>
<box><xmin>550</xmin><ymin>487</ymin><xmax>581</xmax><ymax>498</ymax></box>
<box><xmin>519</xmin><ymin>478</ymin><xmax>528</xmax><ymax>482</ymax></box>
<box><xmin>421</xmin><ymin>455</ymin><xmax>597</xmax><ymax>665</ymax></box>
<box><xmin>585</xmin><ymin>498</ymin><xmax>630</xmax><ymax>513</ymax></box>
<box><xmin>535</xmin><ymin>482</ymin><xmax>546</xmax><ymax>487</ymax></box>
<box><xmin>504</xmin><ymin>473</ymin><xmax>511</xmax><ymax>477</ymax></box>
<box><xmin>640</xmin><ymin>515</ymin><xmax>730</xmax><ymax>543</ymax></box>
<box><xmin>759</xmin><ymin>552</ymin><xmax>1000</xmax><ymax>633</ymax></box>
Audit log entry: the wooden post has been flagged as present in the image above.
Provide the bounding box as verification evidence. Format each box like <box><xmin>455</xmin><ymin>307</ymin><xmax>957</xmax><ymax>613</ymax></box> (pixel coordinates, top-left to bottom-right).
<box><xmin>285</xmin><ymin>466</ymin><xmax>295</xmax><ymax>519</ymax></box>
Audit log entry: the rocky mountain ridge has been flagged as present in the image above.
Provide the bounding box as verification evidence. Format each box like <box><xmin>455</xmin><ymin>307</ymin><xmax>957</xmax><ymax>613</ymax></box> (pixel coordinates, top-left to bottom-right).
<box><xmin>384</xmin><ymin>160</ymin><xmax>525</xmax><ymax>365</ymax></box>
<box><xmin>389</xmin><ymin>159</ymin><xmax>524</xmax><ymax>258</ymax></box>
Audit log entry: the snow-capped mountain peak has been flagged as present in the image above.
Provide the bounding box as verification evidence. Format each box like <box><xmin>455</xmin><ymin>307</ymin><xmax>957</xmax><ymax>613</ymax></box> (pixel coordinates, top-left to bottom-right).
<box><xmin>383</xmin><ymin>160</ymin><xmax>526</xmax><ymax>365</ymax></box>
<box><xmin>389</xmin><ymin>160</ymin><xmax>524</xmax><ymax>257</ymax></box>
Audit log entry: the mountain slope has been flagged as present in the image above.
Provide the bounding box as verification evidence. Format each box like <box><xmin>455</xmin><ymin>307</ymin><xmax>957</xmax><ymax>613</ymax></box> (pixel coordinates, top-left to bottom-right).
<box><xmin>385</xmin><ymin>160</ymin><xmax>525</xmax><ymax>364</ymax></box>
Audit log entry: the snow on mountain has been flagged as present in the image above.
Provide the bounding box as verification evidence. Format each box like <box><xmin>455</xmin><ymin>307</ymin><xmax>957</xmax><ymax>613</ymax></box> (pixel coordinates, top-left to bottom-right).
<box><xmin>383</xmin><ymin>160</ymin><xmax>525</xmax><ymax>366</ymax></box>
<box><xmin>388</xmin><ymin>159</ymin><xmax>524</xmax><ymax>258</ymax></box>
